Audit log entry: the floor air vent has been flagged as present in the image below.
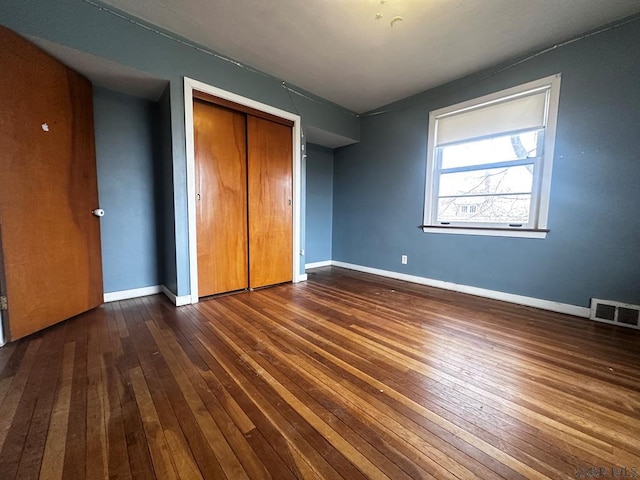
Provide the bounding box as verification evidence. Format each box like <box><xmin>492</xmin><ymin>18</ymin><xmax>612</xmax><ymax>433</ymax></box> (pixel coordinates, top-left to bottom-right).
<box><xmin>590</xmin><ymin>299</ymin><xmax>640</xmax><ymax>329</ymax></box>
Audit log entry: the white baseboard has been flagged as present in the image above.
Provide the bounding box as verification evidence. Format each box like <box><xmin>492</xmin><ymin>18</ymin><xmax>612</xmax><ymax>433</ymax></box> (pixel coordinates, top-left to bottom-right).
<box><xmin>0</xmin><ymin>260</ymin><xmax>590</xmax><ymax>348</ymax></box>
<box><xmin>161</xmin><ymin>285</ymin><xmax>191</xmax><ymax>306</ymax></box>
<box><xmin>297</xmin><ymin>273</ymin><xmax>308</xmax><ymax>282</ymax></box>
<box><xmin>331</xmin><ymin>260</ymin><xmax>590</xmax><ymax>318</ymax></box>
<box><xmin>305</xmin><ymin>260</ymin><xmax>332</xmax><ymax>269</ymax></box>
<box><xmin>104</xmin><ymin>285</ymin><xmax>162</xmax><ymax>303</ymax></box>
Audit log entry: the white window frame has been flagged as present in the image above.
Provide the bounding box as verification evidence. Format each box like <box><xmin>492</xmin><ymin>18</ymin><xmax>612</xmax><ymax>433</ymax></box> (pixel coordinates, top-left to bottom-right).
<box><xmin>423</xmin><ymin>74</ymin><xmax>561</xmax><ymax>239</ymax></box>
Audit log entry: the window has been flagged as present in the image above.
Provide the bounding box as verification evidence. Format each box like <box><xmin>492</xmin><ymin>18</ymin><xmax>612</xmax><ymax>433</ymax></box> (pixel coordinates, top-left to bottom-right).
<box><xmin>423</xmin><ymin>74</ymin><xmax>561</xmax><ymax>238</ymax></box>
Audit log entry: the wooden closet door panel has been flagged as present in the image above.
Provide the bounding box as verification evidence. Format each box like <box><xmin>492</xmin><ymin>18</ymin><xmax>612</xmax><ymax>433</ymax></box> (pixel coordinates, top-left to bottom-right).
<box><xmin>0</xmin><ymin>26</ymin><xmax>103</xmax><ymax>341</ymax></box>
<box><xmin>247</xmin><ymin>116</ymin><xmax>293</xmax><ymax>288</ymax></box>
<box><xmin>194</xmin><ymin>100</ymin><xmax>248</xmax><ymax>296</ymax></box>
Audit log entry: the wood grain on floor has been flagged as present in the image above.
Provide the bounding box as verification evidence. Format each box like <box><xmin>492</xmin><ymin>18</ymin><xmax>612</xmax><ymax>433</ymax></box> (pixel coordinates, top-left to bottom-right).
<box><xmin>0</xmin><ymin>267</ymin><xmax>638</xmax><ymax>479</ymax></box>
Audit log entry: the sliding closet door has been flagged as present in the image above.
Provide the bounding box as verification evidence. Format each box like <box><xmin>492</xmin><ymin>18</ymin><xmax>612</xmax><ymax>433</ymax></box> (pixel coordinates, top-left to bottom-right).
<box><xmin>193</xmin><ymin>100</ymin><xmax>248</xmax><ymax>296</ymax></box>
<box><xmin>247</xmin><ymin>116</ymin><xmax>293</xmax><ymax>288</ymax></box>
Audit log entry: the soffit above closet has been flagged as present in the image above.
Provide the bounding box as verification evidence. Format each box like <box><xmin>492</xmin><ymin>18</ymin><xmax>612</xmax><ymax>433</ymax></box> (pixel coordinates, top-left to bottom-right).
<box><xmin>29</xmin><ymin>36</ymin><xmax>168</xmax><ymax>101</ymax></box>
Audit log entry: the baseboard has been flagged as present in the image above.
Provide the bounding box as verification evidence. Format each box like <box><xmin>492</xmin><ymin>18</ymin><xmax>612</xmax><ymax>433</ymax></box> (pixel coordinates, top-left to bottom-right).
<box><xmin>331</xmin><ymin>260</ymin><xmax>591</xmax><ymax>318</ymax></box>
<box><xmin>305</xmin><ymin>260</ymin><xmax>332</xmax><ymax>269</ymax></box>
<box><xmin>103</xmin><ymin>285</ymin><xmax>162</xmax><ymax>303</ymax></box>
<box><xmin>161</xmin><ymin>285</ymin><xmax>192</xmax><ymax>307</ymax></box>
<box><xmin>297</xmin><ymin>273</ymin><xmax>308</xmax><ymax>282</ymax></box>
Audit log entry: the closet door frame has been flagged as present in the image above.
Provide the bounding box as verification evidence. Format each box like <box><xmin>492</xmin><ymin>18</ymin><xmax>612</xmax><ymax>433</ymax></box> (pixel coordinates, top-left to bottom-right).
<box><xmin>184</xmin><ymin>77</ymin><xmax>303</xmax><ymax>304</ymax></box>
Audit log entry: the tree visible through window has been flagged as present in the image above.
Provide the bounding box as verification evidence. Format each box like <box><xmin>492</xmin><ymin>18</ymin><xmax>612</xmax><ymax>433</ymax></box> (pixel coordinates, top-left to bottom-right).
<box><xmin>423</xmin><ymin>74</ymin><xmax>561</xmax><ymax>238</ymax></box>
<box><xmin>437</xmin><ymin>130</ymin><xmax>540</xmax><ymax>224</ymax></box>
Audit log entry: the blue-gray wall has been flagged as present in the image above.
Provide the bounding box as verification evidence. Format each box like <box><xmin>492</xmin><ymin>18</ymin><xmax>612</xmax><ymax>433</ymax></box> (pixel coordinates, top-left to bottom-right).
<box><xmin>4</xmin><ymin>1</ymin><xmax>638</xmax><ymax>306</ymax></box>
<box><xmin>156</xmin><ymin>86</ymin><xmax>178</xmax><ymax>294</ymax></box>
<box><xmin>305</xmin><ymin>144</ymin><xmax>334</xmax><ymax>264</ymax></box>
<box><xmin>0</xmin><ymin>0</ymin><xmax>359</xmax><ymax>296</ymax></box>
<box><xmin>93</xmin><ymin>87</ymin><xmax>161</xmax><ymax>293</ymax></box>
<box><xmin>333</xmin><ymin>18</ymin><xmax>640</xmax><ymax>307</ymax></box>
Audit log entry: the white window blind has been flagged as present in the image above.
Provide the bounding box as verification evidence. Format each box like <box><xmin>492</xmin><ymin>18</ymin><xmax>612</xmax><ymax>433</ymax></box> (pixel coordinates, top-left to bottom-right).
<box><xmin>435</xmin><ymin>90</ymin><xmax>548</xmax><ymax>146</ymax></box>
<box><xmin>423</xmin><ymin>74</ymin><xmax>562</xmax><ymax>238</ymax></box>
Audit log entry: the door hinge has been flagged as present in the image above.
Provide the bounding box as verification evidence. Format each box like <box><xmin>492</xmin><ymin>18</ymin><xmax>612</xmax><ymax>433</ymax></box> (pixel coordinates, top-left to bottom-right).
<box><xmin>0</xmin><ymin>296</ymin><xmax>7</xmax><ymax>311</ymax></box>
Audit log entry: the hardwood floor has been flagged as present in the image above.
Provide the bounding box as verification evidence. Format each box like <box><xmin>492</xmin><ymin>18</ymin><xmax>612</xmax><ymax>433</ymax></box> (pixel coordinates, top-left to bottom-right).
<box><xmin>0</xmin><ymin>266</ymin><xmax>639</xmax><ymax>479</ymax></box>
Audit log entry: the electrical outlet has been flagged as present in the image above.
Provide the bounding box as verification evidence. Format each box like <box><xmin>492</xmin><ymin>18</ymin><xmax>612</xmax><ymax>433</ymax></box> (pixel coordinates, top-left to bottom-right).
<box><xmin>401</xmin><ymin>255</ymin><xmax>408</xmax><ymax>264</ymax></box>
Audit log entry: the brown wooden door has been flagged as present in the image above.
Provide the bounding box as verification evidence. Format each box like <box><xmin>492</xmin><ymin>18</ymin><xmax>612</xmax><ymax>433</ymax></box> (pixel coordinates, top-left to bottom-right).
<box><xmin>193</xmin><ymin>100</ymin><xmax>249</xmax><ymax>296</ymax></box>
<box><xmin>0</xmin><ymin>27</ymin><xmax>103</xmax><ymax>341</ymax></box>
<box><xmin>247</xmin><ymin>116</ymin><xmax>293</xmax><ymax>288</ymax></box>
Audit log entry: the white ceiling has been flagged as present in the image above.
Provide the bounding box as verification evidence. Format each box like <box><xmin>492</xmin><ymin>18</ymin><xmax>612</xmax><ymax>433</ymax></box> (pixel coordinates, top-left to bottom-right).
<box><xmin>97</xmin><ymin>0</ymin><xmax>640</xmax><ymax>113</ymax></box>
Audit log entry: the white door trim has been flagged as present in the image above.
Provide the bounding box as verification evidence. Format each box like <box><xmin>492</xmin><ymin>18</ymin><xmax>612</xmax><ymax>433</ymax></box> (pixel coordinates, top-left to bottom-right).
<box><xmin>0</xmin><ymin>310</ymin><xmax>5</xmax><ymax>346</ymax></box>
<box><xmin>184</xmin><ymin>77</ymin><xmax>303</xmax><ymax>304</ymax></box>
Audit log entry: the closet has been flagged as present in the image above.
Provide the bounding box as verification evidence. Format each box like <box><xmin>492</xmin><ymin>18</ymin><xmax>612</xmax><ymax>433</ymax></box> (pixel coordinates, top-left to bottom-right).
<box><xmin>193</xmin><ymin>94</ymin><xmax>293</xmax><ymax>297</ymax></box>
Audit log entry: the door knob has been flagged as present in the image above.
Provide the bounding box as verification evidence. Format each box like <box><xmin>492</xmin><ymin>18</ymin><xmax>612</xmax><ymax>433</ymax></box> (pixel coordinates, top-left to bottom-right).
<box><xmin>92</xmin><ymin>208</ymin><xmax>105</xmax><ymax>217</ymax></box>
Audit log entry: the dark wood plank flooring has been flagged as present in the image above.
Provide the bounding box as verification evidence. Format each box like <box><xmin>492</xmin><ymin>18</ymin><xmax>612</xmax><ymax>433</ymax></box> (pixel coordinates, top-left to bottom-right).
<box><xmin>0</xmin><ymin>266</ymin><xmax>639</xmax><ymax>479</ymax></box>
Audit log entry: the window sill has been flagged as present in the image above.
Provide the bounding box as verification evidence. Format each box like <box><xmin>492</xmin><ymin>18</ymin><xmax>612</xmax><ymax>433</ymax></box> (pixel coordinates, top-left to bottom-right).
<box><xmin>421</xmin><ymin>225</ymin><xmax>549</xmax><ymax>239</ymax></box>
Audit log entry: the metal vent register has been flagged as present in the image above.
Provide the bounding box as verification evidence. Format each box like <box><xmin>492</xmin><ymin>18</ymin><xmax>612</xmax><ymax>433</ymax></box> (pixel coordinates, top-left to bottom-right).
<box><xmin>590</xmin><ymin>299</ymin><xmax>640</xmax><ymax>329</ymax></box>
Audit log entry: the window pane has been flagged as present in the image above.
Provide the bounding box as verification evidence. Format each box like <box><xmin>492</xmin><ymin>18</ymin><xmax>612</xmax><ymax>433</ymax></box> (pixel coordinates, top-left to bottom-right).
<box><xmin>437</xmin><ymin>195</ymin><xmax>531</xmax><ymax>223</ymax></box>
<box><xmin>439</xmin><ymin>165</ymin><xmax>534</xmax><ymax>197</ymax></box>
<box><xmin>441</xmin><ymin>130</ymin><xmax>540</xmax><ymax>169</ymax></box>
